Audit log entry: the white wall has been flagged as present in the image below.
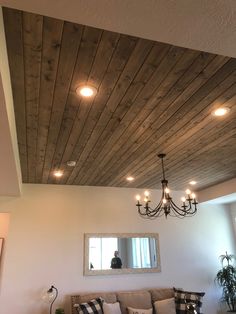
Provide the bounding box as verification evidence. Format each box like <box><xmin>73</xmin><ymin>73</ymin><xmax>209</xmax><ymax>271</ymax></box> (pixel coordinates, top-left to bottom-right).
<box><xmin>0</xmin><ymin>184</ymin><xmax>235</xmax><ymax>314</ymax></box>
<box><xmin>229</xmin><ymin>202</ymin><xmax>236</xmax><ymax>243</ymax></box>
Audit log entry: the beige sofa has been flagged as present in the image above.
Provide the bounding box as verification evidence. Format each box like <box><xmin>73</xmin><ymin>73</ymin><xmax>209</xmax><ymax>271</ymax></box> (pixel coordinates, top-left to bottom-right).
<box><xmin>71</xmin><ymin>288</ymin><xmax>174</xmax><ymax>314</ymax></box>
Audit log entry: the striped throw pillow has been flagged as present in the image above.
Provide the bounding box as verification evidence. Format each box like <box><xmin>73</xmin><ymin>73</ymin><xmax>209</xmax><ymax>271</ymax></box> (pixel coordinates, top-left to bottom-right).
<box><xmin>174</xmin><ymin>288</ymin><xmax>205</xmax><ymax>314</ymax></box>
<box><xmin>75</xmin><ymin>297</ymin><xmax>104</xmax><ymax>314</ymax></box>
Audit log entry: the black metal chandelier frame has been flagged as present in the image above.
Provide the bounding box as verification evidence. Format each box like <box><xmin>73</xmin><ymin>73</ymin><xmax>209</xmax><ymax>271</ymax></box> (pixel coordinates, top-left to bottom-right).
<box><xmin>136</xmin><ymin>154</ymin><xmax>198</xmax><ymax>218</ymax></box>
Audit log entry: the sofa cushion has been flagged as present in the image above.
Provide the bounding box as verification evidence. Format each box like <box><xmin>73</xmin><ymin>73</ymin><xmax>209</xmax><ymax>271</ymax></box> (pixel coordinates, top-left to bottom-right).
<box><xmin>154</xmin><ymin>298</ymin><xmax>176</xmax><ymax>314</ymax></box>
<box><xmin>149</xmin><ymin>288</ymin><xmax>174</xmax><ymax>302</ymax></box>
<box><xmin>103</xmin><ymin>302</ymin><xmax>122</xmax><ymax>314</ymax></box>
<box><xmin>117</xmin><ymin>290</ymin><xmax>152</xmax><ymax>314</ymax></box>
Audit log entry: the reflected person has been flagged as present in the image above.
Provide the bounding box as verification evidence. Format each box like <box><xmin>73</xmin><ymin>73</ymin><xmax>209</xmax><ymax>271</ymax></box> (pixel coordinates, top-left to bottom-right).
<box><xmin>110</xmin><ymin>250</ymin><xmax>122</xmax><ymax>269</ymax></box>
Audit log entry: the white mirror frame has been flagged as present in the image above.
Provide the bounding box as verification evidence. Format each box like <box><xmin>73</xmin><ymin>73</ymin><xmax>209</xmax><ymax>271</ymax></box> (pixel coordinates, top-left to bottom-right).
<box><xmin>84</xmin><ymin>233</ymin><xmax>161</xmax><ymax>276</ymax></box>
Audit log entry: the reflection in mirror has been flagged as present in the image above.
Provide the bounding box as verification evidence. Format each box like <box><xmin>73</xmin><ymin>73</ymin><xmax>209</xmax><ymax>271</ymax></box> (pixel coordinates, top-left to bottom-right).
<box><xmin>84</xmin><ymin>233</ymin><xmax>161</xmax><ymax>275</ymax></box>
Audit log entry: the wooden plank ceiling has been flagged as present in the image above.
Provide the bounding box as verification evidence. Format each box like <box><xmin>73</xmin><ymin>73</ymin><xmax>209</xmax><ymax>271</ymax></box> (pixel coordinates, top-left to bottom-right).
<box><xmin>3</xmin><ymin>7</ymin><xmax>236</xmax><ymax>191</ymax></box>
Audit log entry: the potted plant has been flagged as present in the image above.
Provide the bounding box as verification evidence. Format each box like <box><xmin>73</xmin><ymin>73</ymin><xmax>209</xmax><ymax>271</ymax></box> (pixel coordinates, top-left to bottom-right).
<box><xmin>215</xmin><ymin>252</ymin><xmax>236</xmax><ymax>312</ymax></box>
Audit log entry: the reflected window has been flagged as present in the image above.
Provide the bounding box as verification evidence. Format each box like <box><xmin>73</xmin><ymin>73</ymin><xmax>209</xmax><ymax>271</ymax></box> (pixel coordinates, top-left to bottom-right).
<box><xmin>89</xmin><ymin>237</ymin><xmax>118</xmax><ymax>270</ymax></box>
<box><xmin>132</xmin><ymin>238</ymin><xmax>151</xmax><ymax>268</ymax></box>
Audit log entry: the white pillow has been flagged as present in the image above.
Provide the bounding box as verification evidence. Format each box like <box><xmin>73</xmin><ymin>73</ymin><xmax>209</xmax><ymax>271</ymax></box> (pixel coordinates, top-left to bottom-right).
<box><xmin>103</xmin><ymin>302</ymin><xmax>122</xmax><ymax>314</ymax></box>
<box><xmin>127</xmin><ymin>307</ymin><xmax>153</xmax><ymax>314</ymax></box>
<box><xmin>154</xmin><ymin>298</ymin><xmax>176</xmax><ymax>314</ymax></box>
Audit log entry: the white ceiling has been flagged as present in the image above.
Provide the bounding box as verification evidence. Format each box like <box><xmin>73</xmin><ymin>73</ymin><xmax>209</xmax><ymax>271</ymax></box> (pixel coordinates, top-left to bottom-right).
<box><xmin>1</xmin><ymin>0</ymin><xmax>236</xmax><ymax>58</ymax></box>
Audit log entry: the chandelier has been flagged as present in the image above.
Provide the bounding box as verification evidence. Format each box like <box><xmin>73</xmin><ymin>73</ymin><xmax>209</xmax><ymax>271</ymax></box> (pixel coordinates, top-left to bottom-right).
<box><xmin>135</xmin><ymin>154</ymin><xmax>198</xmax><ymax>218</ymax></box>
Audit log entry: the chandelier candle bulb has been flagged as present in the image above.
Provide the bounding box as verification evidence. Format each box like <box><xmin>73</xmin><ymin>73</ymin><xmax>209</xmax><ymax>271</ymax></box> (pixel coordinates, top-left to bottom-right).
<box><xmin>136</xmin><ymin>195</ymin><xmax>141</xmax><ymax>201</ymax></box>
<box><xmin>185</xmin><ymin>189</ymin><xmax>191</xmax><ymax>195</ymax></box>
<box><xmin>181</xmin><ymin>197</ymin><xmax>186</xmax><ymax>203</ymax></box>
<box><xmin>191</xmin><ymin>193</ymin><xmax>196</xmax><ymax>199</ymax></box>
<box><xmin>165</xmin><ymin>188</ymin><xmax>170</xmax><ymax>194</ymax></box>
<box><xmin>144</xmin><ymin>191</ymin><xmax>150</xmax><ymax>197</ymax></box>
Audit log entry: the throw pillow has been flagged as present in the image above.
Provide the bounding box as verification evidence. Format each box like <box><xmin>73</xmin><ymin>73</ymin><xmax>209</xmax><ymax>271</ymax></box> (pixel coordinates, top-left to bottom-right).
<box><xmin>174</xmin><ymin>288</ymin><xmax>205</xmax><ymax>314</ymax></box>
<box><xmin>103</xmin><ymin>302</ymin><xmax>121</xmax><ymax>314</ymax></box>
<box><xmin>127</xmin><ymin>307</ymin><xmax>152</xmax><ymax>314</ymax></box>
<box><xmin>75</xmin><ymin>297</ymin><xmax>104</xmax><ymax>314</ymax></box>
<box><xmin>154</xmin><ymin>297</ymin><xmax>176</xmax><ymax>314</ymax></box>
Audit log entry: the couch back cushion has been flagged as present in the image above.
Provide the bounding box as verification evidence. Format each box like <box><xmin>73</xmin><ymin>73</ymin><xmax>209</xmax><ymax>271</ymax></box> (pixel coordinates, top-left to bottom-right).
<box><xmin>117</xmin><ymin>290</ymin><xmax>152</xmax><ymax>314</ymax></box>
<box><xmin>149</xmin><ymin>288</ymin><xmax>174</xmax><ymax>302</ymax></box>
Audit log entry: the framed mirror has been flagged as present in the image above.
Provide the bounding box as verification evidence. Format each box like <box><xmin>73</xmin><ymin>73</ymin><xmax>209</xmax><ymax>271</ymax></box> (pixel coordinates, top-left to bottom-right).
<box><xmin>84</xmin><ymin>233</ymin><xmax>161</xmax><ymax>275</ymax></box>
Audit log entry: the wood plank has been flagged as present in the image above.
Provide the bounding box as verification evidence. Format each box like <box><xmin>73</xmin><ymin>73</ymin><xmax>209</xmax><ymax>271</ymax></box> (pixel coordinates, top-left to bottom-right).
<box><xmin>72</xmin><ymin>44</ymin><xmax>188</xmax><ymax>185</ymax></box>
<box><xmin>22</xmin><ymin>12</ymin><xmax>43</xmax><ymax>182</ymax></box>
<box><xmin>57</xmin><ymin>33</ymin><xmax>135</xmax><ymax>184</ymax></box>
<box><xmin>168</xmin><ymin>148</ymin><xmax>236</xmax><ymax>190</ymax></box>
<box><xmin>103</xmin><ymin>58</ymin><xmax>235</xmax><ymax>186</ymax></box>
<box><xmin>84</xmin><ymin>54</ymin><xmax>229</xmax><ymax>186</ymax></box>
<box><xmin>64</xmin><ymin>34</ymin><xmax>140</xmax><ymax>184</ymax></box>
<box><xmin>41</xmin><ymin>21</ymin><xmax>83</xmax><ymax>183</ymax></box>
<box><xmin>96</xmin><ymin>59</ymin><xmax>236</xmax><ymax>186</ymax></box>
<box><xmin>3</xmin><ymin>8</ymin><xmax>27</xmax><ymax>182</ymax></box>
<box><xmin>126</xmin><ymin>99</ymin><xmax>236</xmax><ymax>189</ymax></box>
<box><xmin>35</xmin><ymin>16</ymin><xmax>64</xmax><ymax>182</ymax></box>
<box><xmin>120</xmin><ymin>90</ymin><xmax>236</xmax><ymax>189</ymax></box>
<box><xmin>77</xmin><ymin>45</ymin><xmax>198</xmax><ymax>185</ymax></box>
<box><xmin>137</xmin><ymin>116</ymin><xmax>236</xmax><ymax>189</ymax></box>
<box><xmin>113</xmin><ymin>87</ymin><xmax>236</xmax><ymax>188</ymax></box>
<box><xmin>48</xmin><ymin>28</ymin><xmax>119</xmax><ymax>184</ymax></box>
<box><xmin>71</xmin><ymin>38</ymin><xmax>163</xmax><ymax>185</ymax></box>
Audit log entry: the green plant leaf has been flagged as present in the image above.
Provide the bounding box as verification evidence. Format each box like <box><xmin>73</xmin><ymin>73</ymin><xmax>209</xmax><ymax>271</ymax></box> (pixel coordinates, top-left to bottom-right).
<box><xmin>216</xmin><ymin>252</ymin><xmax>236</xmax><ymax>312</ymax></box>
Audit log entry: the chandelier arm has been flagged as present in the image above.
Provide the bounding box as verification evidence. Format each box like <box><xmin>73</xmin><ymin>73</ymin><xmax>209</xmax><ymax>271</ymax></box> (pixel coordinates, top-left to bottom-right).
<box><xmin>137</xmin><ymin>204</ymin><xmax>158</xmax><ymax>217</ymax></box>
<box><xmin>138</xmin><ymin>197</ymin><xmax>166</xmax><ymax>218</ymax></box>
<box><xmin>169</xmin><ymin>200</ymin><xmax>189</xmax><ymax>216</ymax></box>
<box><xmin>170</xmin><ymin>199</ymin><xmax>197</xmax><ymax>216</ymax></box>
<box><xmin>182</xmin><ymin>199</ymin><xmax>198</xmax><ymax>214</ymax></box>
<box><xmin>167</xmin><ymin>206</ymin><xmax>185</xmax><ymax>218</ymax></box>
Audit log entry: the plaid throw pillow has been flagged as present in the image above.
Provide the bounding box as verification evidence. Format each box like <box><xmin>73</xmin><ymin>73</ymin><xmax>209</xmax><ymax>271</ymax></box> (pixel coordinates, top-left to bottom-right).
<box><xmin>174</xmin><ymin>288</ymin><xmax>205</xmax><ymax>314</ymax></box>
<box><xmin>75</xmin><ymin>297</ymin><xmax>104</xmax><ymax>314</ymax></box>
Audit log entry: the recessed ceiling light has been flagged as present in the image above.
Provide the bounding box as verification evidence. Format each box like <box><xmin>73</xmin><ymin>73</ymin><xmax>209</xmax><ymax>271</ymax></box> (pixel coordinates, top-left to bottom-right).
<box><xmin>213</xmin><ymin>107</ymin><xmax>230</xmax><ymax>117</ymax></box>
<box><xmin>54</xmin><ymin>170</ymin><xmax>63</xmax><ymax>177</ymax></box>
<box><xmin>76</xmin><ymin>85</ymin><xmax>97</xmax><ymax>97</ymax></box>
<box><xmin>189</xmin><ymin>180</ymin><xmax>197</xmax><ymax>185</ymax></box>
<box><xmin>66</xmin><ymin>160</ymin><xmax>76</xmax><ymax>167</ymax></box>
<box><xmin>126</xmin><ymin>176</ymin><xmax>134</xmax><ymax>182</ymax></box>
